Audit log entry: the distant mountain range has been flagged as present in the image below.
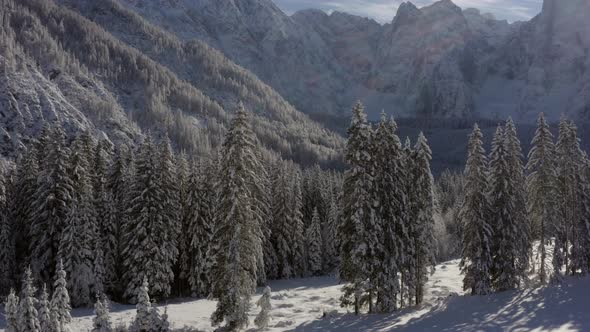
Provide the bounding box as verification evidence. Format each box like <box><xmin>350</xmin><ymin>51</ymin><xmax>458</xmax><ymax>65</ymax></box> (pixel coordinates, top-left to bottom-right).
<box><xmin>1</xmin><ymin>0</ymin><xmax>589</xmax><ymax>170</ymax></box>
<box><xmin>119</xmin><ymin>0</ymin><xmax>590</xmax><ymax>123</ymax></box>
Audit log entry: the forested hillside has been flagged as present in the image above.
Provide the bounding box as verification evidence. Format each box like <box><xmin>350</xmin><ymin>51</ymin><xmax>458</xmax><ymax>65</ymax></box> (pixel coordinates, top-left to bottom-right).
<box><xmin>0</xmin><ymin>0</ymin><xmax>343</xmax><ymax>165</ymax></box>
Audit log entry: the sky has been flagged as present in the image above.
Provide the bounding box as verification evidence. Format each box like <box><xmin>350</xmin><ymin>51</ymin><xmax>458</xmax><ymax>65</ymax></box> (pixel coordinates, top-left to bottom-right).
<box><xmin>274</xmin><ymin>0</ymin><xmax>544</xmax><ymax>23</ymax></box>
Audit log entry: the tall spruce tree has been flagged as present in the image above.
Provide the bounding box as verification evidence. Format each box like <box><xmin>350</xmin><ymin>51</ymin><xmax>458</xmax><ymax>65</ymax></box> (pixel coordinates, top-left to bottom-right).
<box><xmin>504</xmin><ymin>118</ymin><xmax>530</xmax><ymax>283</ymax></box>
<box><xmin>290</xmin><ymin>169</ymin><xmax>307</xmax><ymax>278</ymax></box>
<box><xmin>339</xmin><ymin>101</ymin><xmax>376</xmax><ymax>314</ymax></box>
<box><xmin>210</xmin><ymin>104</ymin><xmax>264</xmax><ymax>330</ymax></box>
<box><xmin>9</xmin><ymin>147</ymin><xmax>39</xmax><ymax>279</ymax></box>
<box><xmin>460</xmin><ymin>125</ymin><xmax>493</xmax><ymax>295</ymax></box>
<box><xmin>409</xmin><ymin>132</ymin><xmax>436</xmax><ymax>304</ymax></box>
<box><xmin>372</xmin><ymin>113</ymin><xmax>405</xmax><ymax>312</ymax></box>
<box><xmin>527</xmin><ymin>113</ymin><xmax>559</xmax><ymax>283</ymax></box>
<box><xmin>60</xmin><ymin>135</ymin><xmax>98</xmax><ymax>307</ymax></box>
<box><xmin>122</xmin><ymin>136</ymin><xmax>177</xmax><ymax>302</ymax></box>
<box><xmin>306</xmin><ymin>208</ymin><xmax>323</xmax><ymax>276</ymax></box>
<box><xmin>489</xmin><ymin>125</ymin><xmax>521</xmax><ymax>291</ymax></box>
<box><xmin>185</xmin><ymin>162</ymin><xmax>215</xmax><ymax>297</ymax></box>
<box><xmin>30</xmin><ymin>125</ymin><xmax>73</xmax><ymax>283</ymax></box>
<box><xmin>271</xmin><ymin>163</ymin><xmax>293</xmax><ymax>279</ymax></box>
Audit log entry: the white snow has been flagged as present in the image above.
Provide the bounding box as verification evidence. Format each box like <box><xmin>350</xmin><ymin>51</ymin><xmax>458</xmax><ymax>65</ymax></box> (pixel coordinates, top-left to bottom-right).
<box><xmin>3</xmin><ymin>257</ymin><xmax>590</xmax><ymax>331</ymax></box>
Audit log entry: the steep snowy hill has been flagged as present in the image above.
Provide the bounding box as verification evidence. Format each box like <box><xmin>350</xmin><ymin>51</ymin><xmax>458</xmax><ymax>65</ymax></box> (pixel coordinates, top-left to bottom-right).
<box><xmin>0</xmin><ymin>0</ymin><xmax>343</xmax><ymax>164</ymax></box>
<box><xmin>120</xmin><ymin>0</ymin><xmax>590</xmax><ymax>123</ymax></box>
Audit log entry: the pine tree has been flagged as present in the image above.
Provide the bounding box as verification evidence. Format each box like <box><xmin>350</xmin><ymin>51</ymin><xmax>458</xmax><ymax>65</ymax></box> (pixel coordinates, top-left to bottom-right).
<box><xmin>210</xmin><ymin>104</ymin><xmax>264</xmax><ymax>330</ymax></box>
<box><xmin>0</xmin><ymin>211</ymin><xmax>15</xmax><ymax>295</ymax></box>
<box><xmin>400</xmin><ymin>137</ymin><xmax>415</xmax><ymax>306</ymax></box>
<box><xmin>527</xmin><ymin>114</ymin><xmax>559</xmax><ymax>283</ymax></box>
<box><xmin>271</xmin><ymin>163</ymin><xmax>293</xmax><ymax>279</ymax></box>
<box><xmin>504</xmin><ymin>118</ymin><xmax>530</xmax><ymax>283</ymax></box>
<box><xmin>306</xmin><ymin>208</ymin><xmax>323</xmax><ymax>276</ymax></box>
<box><xmin>185</xmin><ymin>162</ymin><xmax>215</xmax><ymax>297</ymax></box>
<box><xmin>489</xmin><ymin>125</ymin><xmax>521</xmax><ymax>291</ymax></box>
<box><xmin>92</xmin><ymin>296</ymin><xmax>113</xmax><ymax>332</ymax></box>
<box><xmin>122</xmin><ymin>137</ymin><xmax>177</xmax><ymax>302</ymax></box>
<box><xmin>339</xmin><ymin>101</ymin><xmax>375</xmax><ymax>314</ymax></box>
<box><xmin>30</xmin><ymin>125</ymin><xmax>74</xmax><ymax>283</ymax></box>
<box><xmin>259</xmin><ymin>158</ymin><xmax>278</xmax><ymax>283</ymax></box>
<box><xmin>38</xmin><ymin>284</ymin><xmax>53</xmax><ymax>332</ymax></box>
<box><xmin>290</xmin><ymin>170</ymin><xmax>306</xmax><ymax>278</ymax></box>
<box><xmin>17</xmin><ymin>268</ymin><xmax>40</xmax><ymax>332</ymax></box>
<box><xmin>409</xmin><ymin>132</ymin><xmax>436</xmax><ymax>304</ymax></box>
<box><xmin>50</xmin><ymin>260</ymin><xmax>72</xmax><ymax>332</ymax></box>
<box><xmin>460</xmin><ymin>125</ymin><xmax>493</xmax><ymax>295</ymax></box>
<box><xmin>130</xmin><ymin>278</ymin><xmax>152</xmax><ymax>332</ymax></box>
<box><xmin>9</xmin><ymin>147</ymin><xmax>39</xmax><ymax>280</ymax></box>
<box><xmin>324</xmin><ymin>195</ymin><xmax>340</xmax><ymax>272</ymax></box>
<box><xmin>372</xmin><ymin>114</ymin><xmax>405</xmax><ymax>312</ymax></box>
<box><xmin>254</xmin><ymin>286</ymin><xmax>272</xmax><ymax>329</ymax></box>
<box><xmin>5</xmin><ymin>288</ymin><xmax>19</xmax><ymax>332</ymax></box>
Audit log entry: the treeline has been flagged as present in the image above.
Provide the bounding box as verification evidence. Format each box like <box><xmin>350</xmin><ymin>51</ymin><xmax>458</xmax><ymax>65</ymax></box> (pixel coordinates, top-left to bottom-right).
<box><xmin>461</xmin><ymin>113</ymin><xmax>590</xmax><ymax>295</ymax></box>
<box><xmin>0</xmin><ymin>104</ymin><xmax>342</xmax><ymax>313</ymax></box>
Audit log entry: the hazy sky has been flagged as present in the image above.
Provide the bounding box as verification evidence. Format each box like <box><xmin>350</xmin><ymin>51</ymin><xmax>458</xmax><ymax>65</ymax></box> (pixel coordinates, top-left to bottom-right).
<box><xmin>274</xmin><ymin>0</ymin><xmax>544</xmax><ymax>23</ymax></box>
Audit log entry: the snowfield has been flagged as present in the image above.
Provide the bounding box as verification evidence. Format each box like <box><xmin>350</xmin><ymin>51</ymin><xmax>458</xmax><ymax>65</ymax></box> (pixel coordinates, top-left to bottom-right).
<box><xmin>3</xmin><ymin>258</ymin><xmax>590</xmax><ymax>331</ymax></box>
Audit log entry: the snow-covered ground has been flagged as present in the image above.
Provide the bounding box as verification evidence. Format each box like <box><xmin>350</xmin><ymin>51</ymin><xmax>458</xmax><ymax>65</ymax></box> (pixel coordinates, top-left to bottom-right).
<box><xmin>4</xmin><ymin>258</ymin><xmax>590</xmax><ymax>331</ymax></box>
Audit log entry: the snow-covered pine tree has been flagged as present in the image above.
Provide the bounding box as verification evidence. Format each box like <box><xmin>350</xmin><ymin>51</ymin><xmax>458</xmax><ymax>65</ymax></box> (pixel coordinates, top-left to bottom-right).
<box><xmin>92</xmin><ymin>295</ymin><xmax>113</xmax><ymax>332</ymax></box>
<box><xmin>107</xmin><ymin>145</ymin><xmax>134</xmax><ymax>298</ymax></box>
<box><xmin>60</xmin><ymin>135</ymin><xmax>98</xmax><ymax>307</ymax></box>
<box><xmin>259</xmin><ymin>158</ymin><xmax>278</xmax><ymax>283</ymax></box>
<box><xmin>372</xmin><ymin>113</ymin><xmax>405</xmax><ymax>312</ymax></box>
<box><xmin>210</xmin><ymin>103</ymin><xmax>264</xmax><ymax>330</ymax></box>
<box><xmin>409</xmin><ymin>132</ymin><xmax>436</xmax><ymax>304</ymax></box>
<box><xmin>51</xmin><ymin>260</ymin><xmax>72</xmax><ymax>332</ymax></box>
<box><xmin>129</xmin><ymin>277</ymin><xmax>151</xmax><ymax>332</ymax></box>
<box><xmin>175</xmin><ymin>152</ymin><xmax>191</xmax><ymax>295</ymax></box>
<box><xmin>271</xmin><ymin>162</ymin><xmax>293</xmax><ymax>279</ymax></box>
<box><xmin>254</xmin><ymin>286</ymin><xmax>272</xmax><ymax>329</ymax></box>
<box><xmin>17</xmin><ymin>267</ymin><xmax>40</xmax><ymax>332</ymax></box>
<box><xmin>30</xmin><ymin>125</ymin><xmax>74</xmax><ymax>283</ymax></box>
<box><xmin>552</xmin><ymin>117</ymin><xmax>578</xmax><ymax>273</ymax></box>
<box><xmin>185</xmin><ymin>161</ymin><xmax>215</xmax><ymax>297</ymax></box>
<box><xmin>5</xmin><ymin>288</ymin><xmax>19</xmax><ymax>332</ymax></box>
<box><xmin>339</xmin><ymin>101</ymin><xmax>375</xmax><ymax>314</ymax></box>
<box><xmin>290</xmin><ymin>169</ymin><xmax>307</xmax><ymax>278</ymax></box>
<box><xmin>156</xmin><ymin>135</ymin><xmax>181</xmax><ymax>277</ymax></box>
<box><xmin>559</xmin><ymin>122</ymin><xmax>590</xmax><ymax>275</ymax></box>
<box><xmin>0</xmin><ymin>209</ymin><xmax>15</xmax><ymax>295</ymax></box>
<box><xmin>9</xmin><ymin>147</ymin><xmax>39</xmax><ymax>280</ymax></box>
<box><xmin>489</xmin><ymin>125</ymin><xmax>521</xmax><ymax>291</ymax></box>
<box><xmin>574</xmin><ymin>157</ymin><xmax>590</xmax><ymax>275</ymax></box>
<box><xmin>400</xmin><ymin>137</ymin><xmax>415</xmax><ymax>307</ymax></box>
<box><xmin>122</xmin><ymin>136</ymin><xmax>177</xmax><ymax>302</ymax></box>
<box><xmin>504</xmin><ymin>118</ymin><xmax>530</xmax><ymax>283</ymax></box>
<box><xmin>460</xmin><ymin>125</ymin><xmax>493</xmax><ymax>295</ymax></box>
<box><xmin>92</xmin><ymin>140</ymin><xmax>118</xmax><ymax>295</ymax></box>
<box><xmin>38</xmin><ymin>284</ymin><xmax>52</xmax><ymax>332</ymax></box>
<box><xmin>306</xmin><ymin>208</ymin><xmax>323</xmax><ymax>276</ymax></box>
<box><xmin>324</xmin><ymin>194</ymin><xmax>340</xmax><ymax>272</ymax></box>
<box><xmin>527</xmin><ymin>113</ymin><xmax>559</xmax><ymax>283</ymax></box>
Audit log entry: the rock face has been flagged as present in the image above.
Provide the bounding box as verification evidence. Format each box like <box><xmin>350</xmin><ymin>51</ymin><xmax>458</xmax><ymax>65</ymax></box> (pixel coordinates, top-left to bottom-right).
<box><xmin>120</xmin><ymin>0</ymin><xmax>590</xmax><ymax>123</ymax></box>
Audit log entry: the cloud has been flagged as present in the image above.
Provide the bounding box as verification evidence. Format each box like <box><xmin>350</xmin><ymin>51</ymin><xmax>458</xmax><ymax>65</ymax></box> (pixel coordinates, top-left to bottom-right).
<box><xmin>274</xmin><ymin>0</ymin><xmax>543</xmax><ymax>23</ymax></box>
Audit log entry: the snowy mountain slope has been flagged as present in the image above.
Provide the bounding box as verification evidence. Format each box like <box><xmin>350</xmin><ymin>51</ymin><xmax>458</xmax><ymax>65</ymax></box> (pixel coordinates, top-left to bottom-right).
<box><xmin>0</xmin><ymin>0</ymin><xmax>343</xmax><ymax>164</ymax></box>
<box><xmin>18</xmin><ymin>258</ymin><xmax>590</xmax><ymax>332</ymax></box>
<box><xmin>119</xmin><ymin>0</ymin><xmax>590</xmax><ymax>123</ymax></box>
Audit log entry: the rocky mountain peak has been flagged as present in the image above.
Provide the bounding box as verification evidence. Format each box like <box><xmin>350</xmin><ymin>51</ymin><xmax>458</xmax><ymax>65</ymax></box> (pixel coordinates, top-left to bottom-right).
<box><xmin>392</xmin><ymin>2</ymin><xmax>421</xmax><ymax>29</ymax></box>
